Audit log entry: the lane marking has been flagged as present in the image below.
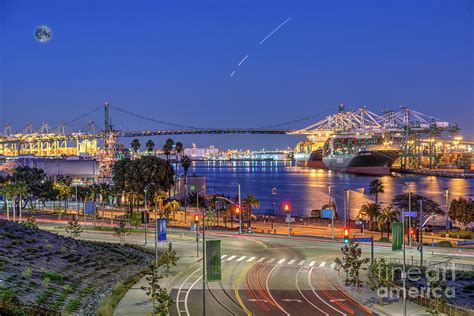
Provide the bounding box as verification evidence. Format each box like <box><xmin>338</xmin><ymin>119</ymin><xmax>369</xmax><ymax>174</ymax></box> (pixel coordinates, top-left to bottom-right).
<box><xmin>227</xmin><ymin>255</ymin><xmax>237</xmax><ymax>261</ymax></box>
<box><xmin>184</xmin><ymin>274</ymin><xmax>203</xmax><ymax>316</ymax></box>
<box><xmin>287</xmin><ymin>259</ymin><xmax>296</xmax><ymax>265</ymax></box>
<box><xmin>267</xmin><ymin>258</ymin><xmax>276</xmax><ymax>264</ymax></box>
<box><xmin>247</xmin><ymin>256</ymin><xmax>256</xmax><ymax>262</ymax></box>
<box><xmin>319</xmin><ymin>261</ymin><xmax>327</xmax><ymax>267</ymax></box>
<box><xmin>277</xmin><ymin>258</ymin><xmax>286</xmax><ymax>264</ymax></box>
<box><xmin>298</xmin><ymin>260</ymin><xmax>305</xmax><ymax>266</ymax></box>
<box><xmin>248</xmin><ymin>298</ymin><xmax>268</xmax><ymax>302</ymax></box>
<box><xmin>331</xmin><ymin>262</ymin><xmax>336</xmax><ymax>268</ymax></box>
<box><xmin>177</xmin><ymin>267</ymin><xmax>201</xmax><ymax>316</ymax></box>
<box><xmin>221</xmin><ymin>255</ymin><xmax>227</xmax><ymax>259</ymax></box>
<box><xmin>266</xmin><ymin>265</ymin><xmax>290</xmax><ymax>316</ymax></box>
<box><xmin>257</xmin><ymin>257</ymin><xmax>266</xmax><ymax>263</ymax></box>
<box><xmin>282</xmin><ymin>299</ymin><xmax>302</xmax><ymax>302</ymax></box>
<box><xmin>234</xmin><ymin>264</ymin><xmax>253</xmax><ymax>316</ymax></box>
<box><xmin>295</xmin><ymin>267</ymin><xmax>329</xmax><ymax>315</ymax></box>
<box><xmin>308</xmin><ymin>267</ymin><xmax>346</xmax><ymax>316</ymax></box>
<box><xmin>309</xmin><ymin>261</ymin><xmax>316</xmax><ymax>267</ymax></box>
<box><xmin>237</xmin><ymin>256</ymin><xmax>247</xmax><ymax>262</ymax></box>
<box><xmin>330</xmin><ymin>299</ymin><xmax>347</xmax><ymax>302</ymax></box>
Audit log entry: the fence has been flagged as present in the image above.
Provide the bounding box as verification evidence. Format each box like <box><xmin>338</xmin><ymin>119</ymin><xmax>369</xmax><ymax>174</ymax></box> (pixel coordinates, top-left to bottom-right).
<box><xmin>386</xmin><ymin>257</ymin><xmax>474</xmax><ymax>272</ymax></box>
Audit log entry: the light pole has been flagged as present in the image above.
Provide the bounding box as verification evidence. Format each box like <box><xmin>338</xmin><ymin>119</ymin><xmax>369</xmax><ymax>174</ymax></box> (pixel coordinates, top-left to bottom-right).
<box><xmin>144</xmin><ymin>183</ymin><xmax>155</xmax><ymax>247</ymax></box>
<box><xmin>445</xmin><ymin>188</ymin><xmax>449</xmax><ymax>238</ymax></box>
<box><xmin>344</xmin><ymin>189</ymin><xmax>350</xmax><ymax>227</ymax></box>
<box><xmin>196</xmin><ymin>189</ymin><xmax>207</xmax><ymax>316</ymax></box>
<box><xmin>271</xmin><ymin>188</ymin><xmax>276</xmax><ymax>230</ymax></box>
<box><xmin>408</xmin><ymin>192</ymin><xmax>412</xmax><ymax>247</ymax></box>
<box><xmin>402</xmin><ymin>209</ymin><xmax>407</xmax><ymax>316</ymax></box>
<box><xmin>327</xmin><ymin>184</ymin><xmax>334</xmax><ymax>240</ymax></box>
<box><xmin>231</xmin><ymin>182</ymin><xmax>241</xmax><ymax>234</ymax></box>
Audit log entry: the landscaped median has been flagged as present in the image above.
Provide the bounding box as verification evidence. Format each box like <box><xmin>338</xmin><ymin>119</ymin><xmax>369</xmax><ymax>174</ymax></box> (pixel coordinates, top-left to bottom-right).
<box><xmin>0</xmin><ymin>219</ymin><xmax>154</xmax><ymax>315</ymax></box>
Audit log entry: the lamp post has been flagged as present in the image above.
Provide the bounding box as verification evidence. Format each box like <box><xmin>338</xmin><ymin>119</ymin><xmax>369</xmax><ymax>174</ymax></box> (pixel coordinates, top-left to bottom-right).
<box><xmin>327</xmin><ymin>184</ymin><xmax>334</xmax><ymax>240</ymax></box>
<box><xmin>144</xmin><ymin>183</ymin><xmax>155</xmax><ymax>247</ymax></box>
<box><xmin>445</xmin><ymin>188</ymin><xmax>449</xmax><ymax>238</ymax></box>
<box><xmin>344</xmin><ymin>189</ymin><xmax>350</xmax><ymax>227</ymax></box>
<box><xmin>196</xmin><ymin>189</ymin><xmax>207</xmax><ymax>316</ymax></box>
<box><xmin>231</xmin><ymin>182</ymin><xmax>241</xmax><ymax>234</ymax></box>
<box><xmin>402</xmin><ymin>209</ymin><xmax>407</xmax><ymax>316</ymax></box>
<box><xmin>271</xmin><ymin>188</ymin><xmax>277</xmax><ymax>230</ymax></box>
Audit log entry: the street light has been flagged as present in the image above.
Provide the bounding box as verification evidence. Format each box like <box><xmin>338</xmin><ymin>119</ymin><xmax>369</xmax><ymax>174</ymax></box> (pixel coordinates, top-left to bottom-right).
<box><xmin>344</xmin><ymin>189</ymin><xmax>350</xmax><ymax>226</ymax></box>
<box><xmin>143</xmin><ymin>183</ymin><xmax>156</xmax><ymax>247</ymax></box>
<box><xmin>327</xmin><ymin>184</ymin><xmax>334</xmax><ymax>240</ymax></box>
<box><xmin>196</xmin><ymin>188</ymin><xmax>207</xmax><ymax>316</ymax></box>
<box><xmin>271</xmin><ymin>188</ymin><xmax>277</xmax><ymax>230</ymax></box>
<box><xmin>231</xmin><ymin>182</ymin><xmax>242</xmax><ymax>234</ymax></box>
<box><xmin>445</xmin><ymin>188</ymin><xmax>449</xmax><ymax>238</ymax></box>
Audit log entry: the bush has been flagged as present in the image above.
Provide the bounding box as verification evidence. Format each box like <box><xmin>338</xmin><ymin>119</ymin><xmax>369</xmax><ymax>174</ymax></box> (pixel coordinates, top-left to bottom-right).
<box><xmin>379</xmin><ymin>237</ymin><xmax>390</xmax><ymax>243</ymax></box>
<box><xmin>65</xmin><ymin>297</ymin><xmax>81</xmax><ymax>312</ymax></box>
<box><xmin>449</xmin><ymin>230</ymin><xmax>473</xmax><ymax>239</ymax></box>
<box><xmin>438</xmin><ymin>240</ymin><xmax>453</xmax><ymax>247</ymax></box>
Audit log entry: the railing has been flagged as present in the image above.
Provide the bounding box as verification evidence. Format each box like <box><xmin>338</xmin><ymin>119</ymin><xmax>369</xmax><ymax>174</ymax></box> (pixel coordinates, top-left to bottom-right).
<box><xmin>386</xmin><ymin>257</ymin><xmax>474</xmax><ymax>272</ymax></box>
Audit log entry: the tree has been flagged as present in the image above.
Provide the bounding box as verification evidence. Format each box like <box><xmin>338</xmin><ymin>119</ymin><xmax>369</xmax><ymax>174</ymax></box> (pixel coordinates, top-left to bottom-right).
<box><xmin>131</xmin><ymin>139</ymin><xmax>141</xmax><ymax>155</ymax></box>
<box><xmin>174</xmin><ymin>142</ymin><xmax>184</xmax><ymax>197</ymax></box>
<box><xmin>11</xmin><ymin>166</ymin><xmax>47</xmax><ymax>208</ymax></box>
<box><xmin>141</xmin><ymin>264</ymin><xmax>174</xmax><ymax>315</ymax></box>
<box><xmin>65</xmin><ymin>217</ymin><xmax>83</xmax><ymax>238</ymax></box>
<box><xmin>367</xmin><ymin>258</ymin><xmax>391</xmax><ymax>305</ymax></box>
<box><xmin>360</xmin><ymin>202</ymin><xmax>381</xmax><ymax>230</ymax></box>
<box><xmin>448</xmin><ymin>198</ymin><xmax>474</xmax><ymax>228</ymax></box>
<box><xmin>1</xmin><ymin>183</ymin><xmax>15</xmax><ymax>221</ymax></box>
<box><xmin>376</xmin><ymin>205</ymin><xmax>399</xmax><ymax>238</ymax></box>
<box><xmin>114</xmin><ymin>220</ymin><xmax>129</xmax><ymax>245</ymax></box>
<box><xmin>368</xmin><ymin>178</ymin><xmax>384</xmax><ymax>204</ymax></box>
<box><xmin>163</xmin><ymin>200</ymin><xmax>180</xmax><ymax>220</ymax></box>
<box><xmin>425</xmin><ymin>268</ymin><xmax>447</xmax><ymax>315</ymax></box>
<box><xmin>38</xmin><ymin>179</ymin><xmax>56</xmax><ymax>210</ymax></box>
<box><xmin>53</xmin><ymin>181</ymin><xmax>72</xmax><ymax>220</ymax></box>
<box><xmin>22</xmin><ymin>216</ymin><xmax>38</xmax><ymax>230</ymax></box>
<box><xmin>13</xmin><ymin>181</ymin><xmax>29</xmax><ymax>222</ymax></box>
<box><xmin>159</xmin><ymin>243</ymin><xmax>178</xmax><ymax>272</ymax></box>
<box><xmin>180</xmin><ymin>155</ymin><xmax>192</xmax><ymax>219</ymax></box>
<box><xmin>146</xmin><ymin>140</ymin><xmax>155</xmax><ymax>153</ymax></box>
<box><xmin>334</xmin><ymin>240</ymin><xmax>369</xmax><ymax>291</ymax></box>
<box><xmin>162</xmin><ymin>138</ymin><xmax>174</xmax><ymax>162</ymax></box>
<box><xmin>392</xmin><ymin>193</ymin><xmax>444</xmax><ymax>227</ymax></box>
<box><xmin>242</xmin><ymin>194</ymin><xmax>260</xmax><ymax>228</ymax></box>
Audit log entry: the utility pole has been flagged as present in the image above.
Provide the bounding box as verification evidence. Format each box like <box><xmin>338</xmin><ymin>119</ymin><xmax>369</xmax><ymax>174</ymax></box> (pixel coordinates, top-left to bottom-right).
<box><xmin>408</xmin><ymin>192</ymin><xmax>411</xmax><ymax>247</ymax></box>
<box><xmin>232</xmin><ymin>182</ymin><xmax>241</xmax><ymax>234</ymax></box>
<box><xmin>327</xmin><ymin>184</ymin><xmax>334</xmax><ymax>240</ymax></box>
<box><xmin>445</xmin><ymin>188</ymin><xmax>449</xmax><ymax>238</ymax></box>
<box><xmin>419</xmin><ymin>199</ymin><xmax>423</xmax><ymax>267</ymax></box>
<box><xmin>402</xmin><ymin>209</ymin><xmax>407</xmax><ymax>316</ymax></box>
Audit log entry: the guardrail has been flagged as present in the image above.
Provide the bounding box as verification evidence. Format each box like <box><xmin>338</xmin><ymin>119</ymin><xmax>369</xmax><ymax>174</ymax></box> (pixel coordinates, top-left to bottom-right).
<box><xmin>386</xmin><ymin>257</ymin><xmax>474</xmax><ymax>272</ymax></box>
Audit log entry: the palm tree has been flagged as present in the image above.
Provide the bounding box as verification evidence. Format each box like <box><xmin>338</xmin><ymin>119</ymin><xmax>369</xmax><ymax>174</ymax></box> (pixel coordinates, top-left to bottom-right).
<box><xmin>242</xmin><ymin>194</ymin><xmax>260</xmax><ymax>229</ymax></box>
<box><xmin>174</xmin><ymin>142</ymin><xmax>184</xmax><ymax>197</ymax></box>
<box><xmin>14</xmin><ymin>181</ymin><xmax>29</xmax><ymax>222</ymax></box>
<box><xmin>131</xmin><ymin>139</ymin><xmax>141</xmax><ymax>156</ymax></box>
<box><xmin>1</xmin><ymin>183</ymin><xmax>15</xmax><ymax>221</ymax></box>
<box><xmin>154</xmin><ymin>190</ymin><xmax>168</xmax><ymax>218</ymax></box>
<box><xmin>180</xmin><ymin>155</ymin><xmax>192</xmax><ymax>219</ymax></box>
<box><xmin>146</xmin><ymin>140</ymin><xmax>155</xmax><ymax>153</ymax></box>
<box><xmin>360</xmin><ymin>202</ymin><xmax>381</xmax><ymax>230</ymax></box>
<box><xmin>369</xmin><ymin>178</ymin><xmax>385</xmax><ymax>204</ymax></box>
<box><xmin>163</xmin><ymin>138</ymin><xmax>174</xmax><ymax>162</ymax></box>
<box><xmin>163</xmin><ymin>200</ymin><xmax>180</xmax><ymax>220</ymax></box>
<box><xmin>377</xmin><ymin>205</ymin><xmax>398</xmax><ymax>238</ymax></box>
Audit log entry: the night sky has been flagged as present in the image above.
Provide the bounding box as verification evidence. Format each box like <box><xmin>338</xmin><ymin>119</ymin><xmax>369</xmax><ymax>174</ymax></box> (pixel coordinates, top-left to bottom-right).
<box><xmin>1</xmin><ymin>0</ymin><xmax>473</xmax><ymax>149</ymax></box>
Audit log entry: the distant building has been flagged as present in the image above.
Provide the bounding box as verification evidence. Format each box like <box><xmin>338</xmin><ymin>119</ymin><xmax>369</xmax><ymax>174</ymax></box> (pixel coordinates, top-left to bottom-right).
<box><xmin>183</xmin><ymin>143</ymin><xmax>219</xmax><ymax>159</ymax></box>
<box><xmin>174</xmin><ymin>175</ymin><xmax>206</xmax><ymax>200</ymax></box>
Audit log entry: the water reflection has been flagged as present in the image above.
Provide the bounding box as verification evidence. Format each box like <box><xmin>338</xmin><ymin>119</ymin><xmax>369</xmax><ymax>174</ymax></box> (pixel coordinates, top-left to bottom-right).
<box><xmin>190</xmin><ymin>161</ymin><xmax>473</xmax><ymax>218</ymax></box>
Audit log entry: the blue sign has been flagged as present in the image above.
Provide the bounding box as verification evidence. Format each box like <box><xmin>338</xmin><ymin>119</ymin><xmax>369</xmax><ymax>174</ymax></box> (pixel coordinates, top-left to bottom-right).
<box><xmin>403</xmin><ymin>211</ymin><xmax>417</xmax><ymax>217</ymax></box>
<box><xmin>321</xmin><ymin>209</ymin><xmax>334</xmax><ymax>219</ymax></box>
<box><xmin>352</xmin><ymin>237</ymin><xmax>373</xmax><ymax>243</ymax></box>
<box><xmin>85</xmin><ymin>202</ymin><xmax>95</xmax><ymax>215</ymax></box>
<box><xmin>158</xmin><ymin>218</ymin><xmax>167</xmax><ymax>242</ymax></box>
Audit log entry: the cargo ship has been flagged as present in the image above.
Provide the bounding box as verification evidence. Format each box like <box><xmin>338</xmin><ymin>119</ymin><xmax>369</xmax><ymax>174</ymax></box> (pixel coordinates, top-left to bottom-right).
<box><xmin>322</xmin><ymin>136</ymin><xmax>400</xmax><ymax>176</ymax></box>
<box><xmin>294</xmin><ymin>140</ymin><xmax>326</xmax><ymax>169</ymax></box>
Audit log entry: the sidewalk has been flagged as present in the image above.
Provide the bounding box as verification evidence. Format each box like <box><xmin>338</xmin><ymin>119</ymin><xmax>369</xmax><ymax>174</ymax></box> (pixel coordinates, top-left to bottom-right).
<box><xmin>114</xmin><ymin>251</ymin><xmax>199</xmax><ymax>315</ymax></box>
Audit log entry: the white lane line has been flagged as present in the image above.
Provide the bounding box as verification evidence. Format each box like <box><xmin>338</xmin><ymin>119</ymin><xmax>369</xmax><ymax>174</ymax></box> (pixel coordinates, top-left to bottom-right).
<box><xmin>319</xmin><ymin>261</ymin><xmax>327</xmax><ymax>267</ymax></box>
<box><xmin>266</xmin><ymin>265</ymin><xmax>290</xmax><ymax>316</ymax></box>
<box><xmin>221</xmin><ymin>255</ymin><xmax>227</xmax><ymax>260</ymax></box>
<box><xmin>267</xmin><ymin>258</ymin><xmax>276</xmax><ymax>264</ymax></box>
<box><xmin>184</xmin><ymin>275</ymin><xmax>203</xmax><ymax>316</ymax></box>
<box><xmin>298</xmin><ymin>260</ymin><xmax>305</xmax><ymax>266</ymax></box>
<box><xmin>277</xmin><ymin>258</ymin><xmax>286</xmax><ymax>264</ymax></box>
<box><xmin>257</xmin><ymin>257</ymin><xmax>266</xmax><ymax>263</ymax></box>
<box><xmin>237</xmin><ymin>256</ymin><xmax>247</xmax><ymax>262</ymax></box>
<box><xmin>287</xmin><ymin>259</ymin><xmax>296</xmax><ymax>265</ymax></box>
<box><xmin>295</xmin><ymin>267</ymin><xmax>329</xmax><ymax>315</ymax></box>
<box><xmin>282</xmin><ymin>299</ymin><xmax>302</xmax><ymax>302</ymax></box>
<box><xmin>309</xmin><ymin>261</ymin><xmax>316</xmax><ymax>267</ymax></box>
<box><xmin>178</xmin><ymin>267</ymin><xmax>201</xmax><ymax>316</ymax></box>
<box><xmin>248</xmin><ymin>298</ymin><xmax>268</xmax><ymax>302</ymax></box>
<box><xmin>330</xmin><ymin>262</ymin><xmax>336</xmax><ymax>268</ymax></box>
<box><xmin>308</xmin><ymin>267</ymin><xmax>346</xmax><ymax>316</ymax></box>
<box><xmin>247</xmin><ymin>256</ymin><xmax>256</xmax><ymax>262</ymax></box>
<box><xmin>227</xmin><ymin>255</ymin><xmax>237</xmax><ymax>261</ymax></box>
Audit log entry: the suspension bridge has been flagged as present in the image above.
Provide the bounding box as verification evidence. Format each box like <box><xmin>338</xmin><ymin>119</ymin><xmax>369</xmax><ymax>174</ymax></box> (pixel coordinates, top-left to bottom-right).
<box><xmin>0</xmin><ymin>102</ymin><xmax>460</xmax><ymax>158</ymax></box>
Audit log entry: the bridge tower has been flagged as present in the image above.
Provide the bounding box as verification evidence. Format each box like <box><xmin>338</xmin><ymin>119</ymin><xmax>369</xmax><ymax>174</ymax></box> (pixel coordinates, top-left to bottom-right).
<box><xmin>98</xmin><ymin>102</ymin><xmax>118</xmax><ymax>179</ymax></box>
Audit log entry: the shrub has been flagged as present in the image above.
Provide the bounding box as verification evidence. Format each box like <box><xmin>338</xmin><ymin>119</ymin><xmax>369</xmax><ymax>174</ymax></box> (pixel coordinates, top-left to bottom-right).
<box><xmin>438</xmin><ymin>240</ymin><xmax>453</xmax><ymax>247</ymax></box>
<box><xmin>379</xmin><ymin>237</ymin><xmax>390</xmax><ymax>243</ymax></box>
<box><xmin>65</xmin><ymin>297</ymin><xmax>81</xmax><ymax>312</ymax></box>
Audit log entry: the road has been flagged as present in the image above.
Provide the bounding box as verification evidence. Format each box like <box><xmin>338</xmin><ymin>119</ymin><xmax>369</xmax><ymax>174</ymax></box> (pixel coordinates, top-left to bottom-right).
<box><xmin>35</xmin><ymin>221</ymin><xmax>473</xmax><ymax>316</ymax></box>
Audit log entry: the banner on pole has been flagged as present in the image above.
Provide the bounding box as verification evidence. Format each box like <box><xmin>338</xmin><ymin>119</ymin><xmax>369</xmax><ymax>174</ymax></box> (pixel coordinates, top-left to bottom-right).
<box><xmin>158</xmin><ymin>218</ymin><xmax>167</xmax><ymax>242</ymax></box>
<box><xmin>206</xmin><ymin>240</ymin><xmax>221</xmax><ymax>281</ymax></box>
<box><xmin>321</xmin><ymin>209</ymin><xmax>334</xmax><ymax>219</ymax></box>
<box><xmin>392</xmin><ymin>222</ymin><xmax>403</xmax><ymax>251</ymax></box>
<box><xmin>85</xmin><ymin>202</ymin><xmax>95</xmax><ymax>215</ymax></box>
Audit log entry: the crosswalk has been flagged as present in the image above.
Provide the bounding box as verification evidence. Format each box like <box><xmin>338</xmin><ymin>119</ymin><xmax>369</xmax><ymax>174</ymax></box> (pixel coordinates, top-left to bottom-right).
<box><xmin>220</xmin><ymin>254</ymin><xmax>337</xmax><ymax>269</ymax></box>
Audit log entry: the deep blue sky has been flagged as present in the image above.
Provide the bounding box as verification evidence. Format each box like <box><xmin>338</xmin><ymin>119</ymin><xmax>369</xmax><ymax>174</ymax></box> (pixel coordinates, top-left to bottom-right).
<box><xmin>1</xmin><ymin>0</ymin><xmax>473</xmax><ymax>149</ymax></box>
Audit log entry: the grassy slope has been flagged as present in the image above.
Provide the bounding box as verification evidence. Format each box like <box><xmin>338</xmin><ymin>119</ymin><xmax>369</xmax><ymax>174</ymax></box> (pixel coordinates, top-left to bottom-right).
<box><xmin>0</xmin><ymin>219</ymin><xmax>152</xmax><ymax>314</ymax></box>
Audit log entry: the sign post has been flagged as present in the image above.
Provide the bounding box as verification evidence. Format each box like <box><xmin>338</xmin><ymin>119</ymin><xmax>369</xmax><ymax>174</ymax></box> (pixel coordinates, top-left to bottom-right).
<box><xmin>206</xmin><ymin>240</ymin><xmax>221</xmax><ymax>281</ymax></box>
<box><xmin>157</xmin><ymin>218</ymin><xmax>167</xmax><ymax>242</ymax></box>
<box><xmin>321</xmin><ymin>208</ymin><xmax>335</xmax><ymax>240</ymax></box>
<box><xmin>352</xmin><ymin>236</ymin><xmax>374</xmax><ymax>264</ymax></box>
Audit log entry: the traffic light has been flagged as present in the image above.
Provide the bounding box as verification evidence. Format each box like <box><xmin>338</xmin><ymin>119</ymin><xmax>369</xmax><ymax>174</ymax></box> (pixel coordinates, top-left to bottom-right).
<box><xmin>409</xmin><ymin>228</ymin><xmax>415</xmax><ymax>235</ymax></box>
<box><xmin>356</xmin><ymin>212</ymin><xmax>363</xmax><ymax>225</ymax></box>
<box><xmin>343</xmin><ymin>227</ymin><xmax>350</xmax><ymax>244</ymax></box>
<box><xmin>193</xmin><ymin>214</ymin><xmax>200</xmax><ymax>223</ymax></box>
<box><xmin>282</xmin><ymin>202</ymin><xmax>291</xmax><ymax>213</ymax></box>
<box><xmin>235</xmin><ymin>206</ymin><xmax>240</xmax><ymax>214</ymax></box>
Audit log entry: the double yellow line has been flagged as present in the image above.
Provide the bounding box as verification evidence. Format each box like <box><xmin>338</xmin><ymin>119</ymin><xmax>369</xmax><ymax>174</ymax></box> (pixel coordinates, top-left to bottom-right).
<box><xmin>234</xmin><ymin>264</ymin><xmax>253</xmax><ymax>316</ymax></box>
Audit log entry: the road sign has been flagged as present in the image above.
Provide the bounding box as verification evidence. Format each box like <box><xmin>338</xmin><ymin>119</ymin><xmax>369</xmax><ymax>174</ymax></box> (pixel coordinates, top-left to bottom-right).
<box><xmin>158</xmin><ymin>218</ymin><xmax>167</xmax><ymax>242</ymax></box>
<box><xmin>85</xmin><ymin>202</ymin><xmax>95</xmax><ymax>215</ymax></box>
<box><xmin>206</xmin><ymin>240</ymin><xmax>221</xmax><ymax>281</ymax></box>
<box><xmin>352</xmin><ymin>237</ymin><xmax>373</xmax><ymax>243</ymax></box>
<box><xmin>321</xmin><ymin>209</ymin><xmax>334</xmax><ymax>219</ymax></box>
<box><xmin>392</xmin><ymin>222</ymin><xmax>403</xmax><ymax>251</ymax></box>
<box><xmin>403</xmin><ymin>211</ymin><xmax>417</xmax><ymax>217</ymax></box>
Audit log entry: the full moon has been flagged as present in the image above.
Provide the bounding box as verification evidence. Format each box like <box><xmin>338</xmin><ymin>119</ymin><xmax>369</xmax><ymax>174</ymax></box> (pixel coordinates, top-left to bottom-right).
<box><xmin>35</xmin><ymin>25</ymin><xmax>52</xmax><ymax>43</ymax></box>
